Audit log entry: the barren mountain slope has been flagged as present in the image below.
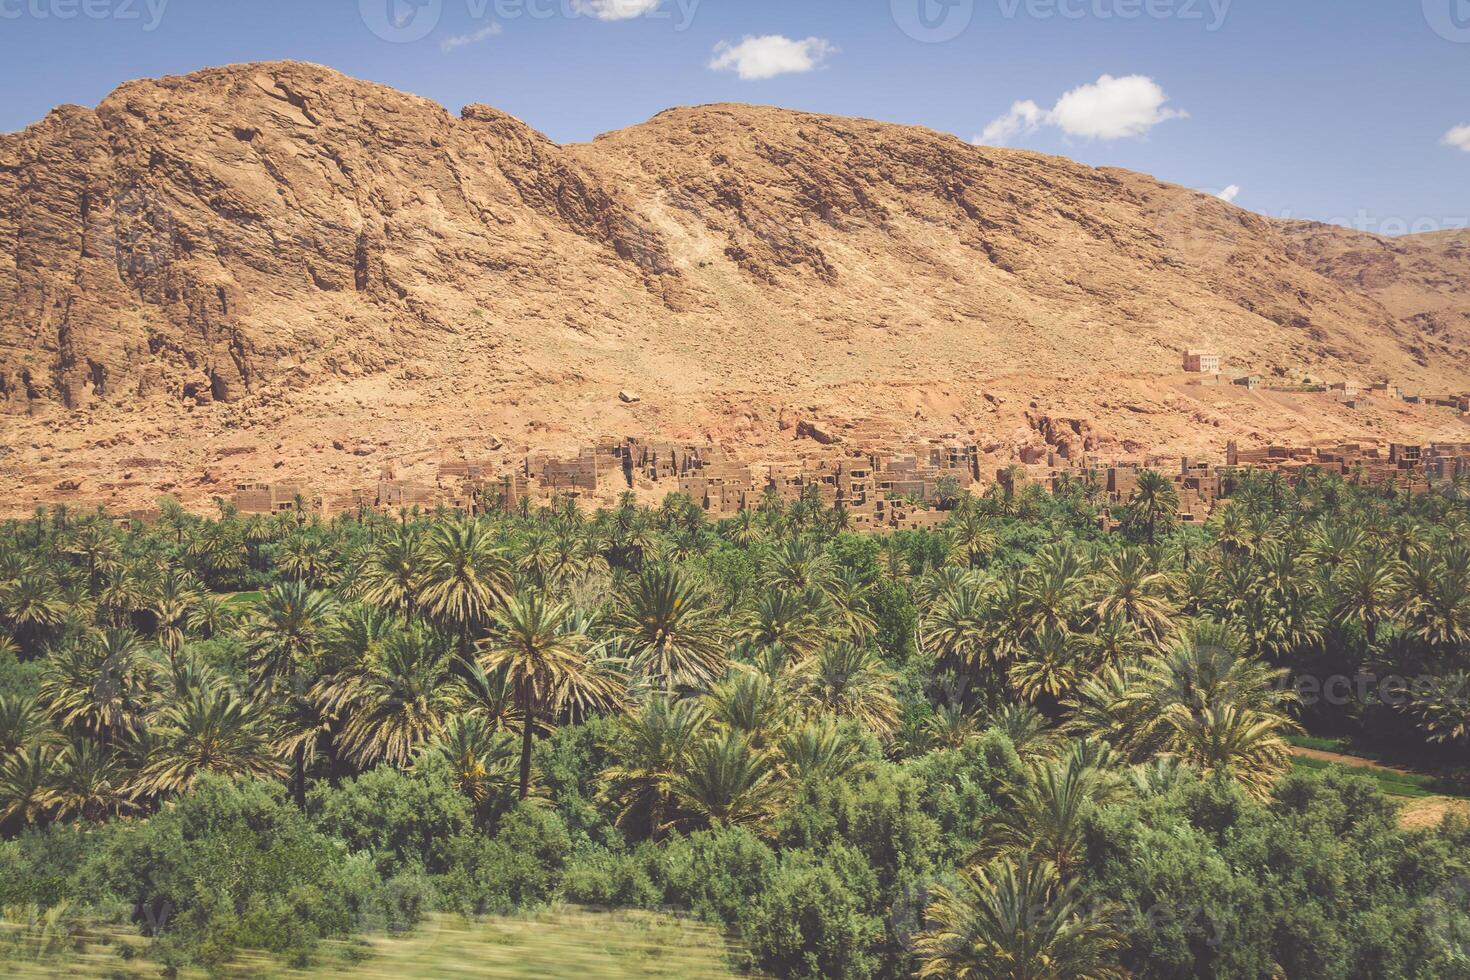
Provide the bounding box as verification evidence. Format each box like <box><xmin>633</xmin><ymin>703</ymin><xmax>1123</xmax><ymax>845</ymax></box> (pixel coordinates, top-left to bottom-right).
<box><xmin>1280</xmin><ymin>223</ymin><xmax>1470</xmax><ymax>370</ymax></box>
<box><xmin>0</xmin><ymin>62</ymin><xmax>1465</xmax><ymax>512</ymax></box>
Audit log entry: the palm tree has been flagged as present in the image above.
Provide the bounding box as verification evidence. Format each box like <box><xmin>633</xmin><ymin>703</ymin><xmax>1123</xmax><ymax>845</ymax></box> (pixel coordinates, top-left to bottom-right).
<box><xmin>1333</xmin><ymin>550</ymin><xmax>1401</xmax><ymax>648</ymax></box>
<box><xmin>478</xmin><ymin>592</ymin><xmax>618</xmax><ymax>799</ymax></box>
<box><xmin>948</xmin><ymin>507</ymin><xmax>998</xmax><ymax>569</ymax></box>
<box><xmin>611</xmin><ymin>567</ymin><xmax>726</xmax><ymax>694</ymax></box>
<box><xmin>703</xmin><ymin>668</ymin><xmax>791</xmax><ymax>744</ymax></box>
<box><xmin>924</xmin><ymin>581</ymin><xmax>996</xmax><ymax>672</ymax></box>
<box><xmin>740</xmin><ymin>589</ymin><xmax>827</xmax><ymax>662</ymax></box>
<box><xmin>139</xmin><ymin>678</ymin><xmax>287</xmax><ymax>796</ymax></box>
<box><xmin>600</xmin><ymin>696</ymin><xmax>708</xmax><ymax>839</ymax></box>
<box><xmin>1009</xmin><ymin>627</ymin><xmax>1084</xmax><ymax>710</ymax></box>
<box><xmin>982</xmin><ymin>742</ymin><xmax>1129</xmax><ymax>876</ymax></box>
<box><xmin>822</xmin><ymin>567</ymin><xmax>879</xmax><ymax>642</ymax></box>
<box><xmin>778</xmin><ymin>720</ymin><xmax>872</xmax><ymax>783</ymax></box>
<box><xmin>39</xmin><ymin>629</ymin><xmax>148</xmax><ymax>742</ymax></box>
<box><xmin>670</xmin><ymin>729</ymin><xmax>784</xmax><ymax>831</ymax></box>
<box><xmin>325</xmin><ymin>627</ymin><xmax>465</xmax><ymax>770</ymax></box>
<box><xmin>796</xmin><ymin>643</ymin><xmax>901</xmax><ymax>740</ymax></box>
<box><xmin>2</xmin><ymin>572</ymin><xmax>67</xmax><ymax>657</ymax></box>
<box><xmin>1125</xmin><ymin>470</ymin><xmax>1179</xmax><ymax>545</ymax></box>
<box><xmin>1092</xmin><ymin>548</ymin><xmax>1176</xmax><ymax>642</ymax></box>
<box><xmin>1117</xmin><ymin>620</ymin><xmax>1300</xmax><ymax>798</ymax></box>
<box><xmin>1400</xmin><ymin>671</ymin><xmax>1470</xmax><ymax>747</ymax></box>
<box><xmin>728</xmin><ymin>509</ymin><xmax>767</xmax><ymax>547</ymax></box>
<box><xmin>357</xmin><ymin>525</ymin><xmax>425</xmax><ymax>619</ymax></box>
<box><xmin>0</xmin><ymin>744</ymin><xmax>55</xmax><ymax>827</ymax></box>
<box><xmin>913</xmin><ymin>857</ymin><xmax>1128</xmax><ymax>980</ymax></box>
<box><xmin>0</xmin><ymin>695</ymin><xmax>55</xmax><ymax>755</ymax></box>
<box><xmin>420</xmin><ymin>519</ymin><xmax>512</xmax><ymax>654</ymax></box>
<box><xmin>247</xmin><ymin>581</ymin><xmax>339</xmax><ymax>689</ymax></box>
<box><xmin>423</xmin><ymin>714</ymin><xmax>517</xmax><ymax>807</ymax></box>
<box><xmin>45</xmin><ymin>737</ymin><xmax>134</xmax><ymax>822</ymax></box>
<box><xmin>765</xmin><ymin>537</ymin><xmax>834</xmax><ymax>592</ymax></box>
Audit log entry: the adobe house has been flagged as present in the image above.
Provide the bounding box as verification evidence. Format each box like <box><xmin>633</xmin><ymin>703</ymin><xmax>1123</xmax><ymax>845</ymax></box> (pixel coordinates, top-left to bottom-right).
<box><xmin>1183</xmin><ymin>350</ymin><xmax>1221</xmax><ymax>374</ymax></box>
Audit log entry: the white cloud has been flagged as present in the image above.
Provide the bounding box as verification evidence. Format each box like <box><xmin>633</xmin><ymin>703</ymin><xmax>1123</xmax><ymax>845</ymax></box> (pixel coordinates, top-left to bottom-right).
<box><xmin>980</xmin><ymin>100</ymin><xmax>1045</xmax><ymax>146</ymax></box>
<box><xmin>975</xmin><ymin>74</ymin><xmax>1187</xmax><ymax>146</ymax></box>
<box><xmin>1217</xmin><ymin>185</ymin><xmax>1241</xmax><ymax>203</ymax></box>
<box><xmin>574</xmin><ymin>0</ymin><xmax>662</xmax><ymax>20</ymax></box>
<box><xmin>709</xmin><ymin>35</ymin><xmax>836</xmax><ymax>81</ymax></box>
<box><xmin>1444</xmin><ymin>125</ymin><xmax>1470</xmax><ymax>153</ymax></box>
<box><xmin>440</xmin><ymin>23</ymin><xmax>502</xmax><ymax>52</ymax></box>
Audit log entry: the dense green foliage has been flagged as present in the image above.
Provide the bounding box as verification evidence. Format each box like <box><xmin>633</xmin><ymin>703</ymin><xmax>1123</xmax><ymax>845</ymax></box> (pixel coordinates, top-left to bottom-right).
<box><xmin>0</xmin><ymin>469</ymin><xmax>1467</xmax><ymax>976</ymax></box>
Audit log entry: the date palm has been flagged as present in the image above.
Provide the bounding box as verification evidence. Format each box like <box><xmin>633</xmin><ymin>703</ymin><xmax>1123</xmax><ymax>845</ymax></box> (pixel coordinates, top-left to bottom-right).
<box><xmin>357</xmin><ymin>525</ymin><xmax>426</xmax><ymax>619</ymax></box>
<box><xmin>982</xmin><ymin>742</ymin><xmax>1129</xmax><ymax>876</ymax></box>
<box><xmin>1120</xmin><ymin>620</ymin><xmax>1299</xmax><ymax>797</ymax></box>
<box><xmin>1400</xmin><ymin>671</ymin><xmax>1470</xmax><ymax>747</ymax></box>
<box><xmin>948</xmin><ymin>507</ymin><xmax>999</xmax><ymax>569</ymax></box>
<box><xmin>328</xmin><ymin>627</ymin><xmax>465</xmax><ymax>770</ymax></box>
<box><xmin>247</xmin><ymin>581</ymin><xmax>339</xmax><ymax>689</ymax></box>
<box><xmin>778</xmin><ymin>719</ymin><xmax>872</xmax><ymax>783</ymax></box>
<box><xmin>420</xmin><ymin>519</ymin><xmax>512</xmax><ymax>654</ymax></box>
<box><xmin>1125</xmin><ymin>470</ymin><xmax>1179</xmax><ymax>545</ymax></box>
<box><xmin>796</xmin><ymin>642</ymin><xmax>901</xmax><ymax>740</ymax></box>
<box><xmin>611</xmin><ymin>567</ymin><xmax>726</xmax><ymax>694</ymax></box>
<box><xmin>0</xmin><ymin>695</ymin><xmax>56</xmax><ymax>755</ymax></box>
<box><xmin>821</xmin><ymin>567</ymin><xmax>879</xmax><ymax>642</ymax></box>
<box><xmin>1092</xmin><ymin>548</ymin><xmax>1176</xmax><ymax>642</ymax></box>
<box><xmin>913</xmin><ymin>856</ymin><xmax>1127</xmax><ymax>980</ymax></box>
<box><xmin>139</xmin><ymin>677</ymin><xmax>287</xmax><ymax>796</ymax></box>
<box><xmin>423</xmin><ymin>713</ymin><xmax>517</xmax><ymax>807</ymax></box>
<box><xmin>703</xmin><ymin>667</ymin><xmax>791</xmax><ymax>745</ymax></box>
<box><xmin>924</xmin><ymin>580</ymin><xmax>995</xmax><ymax>671</ymax></box>
<box><xmin>39</xmin><ymin>629</ymin><xmax>148</xmax><ymax>742</ymax></box>
<box><xmin>1333</xmin><ymin>550</ymin><xmax>1402</xmax><ymax>648</ymax></box>
<box><xmin>2</xmin><ymin>572</ymin><xmax>67</xmax><ymax>657</ymax></box>
<box><xmin>45</xmin><ymin>737</ymin><xmax>134</xmax><ymax>822</ymax></box>
<box><xmin>600</xmin><ymin>696</ymin><xmax>708</xmax><ymax>839</ymax></box>
<box><xmin>765</xmin><ymin>536</ymin><xmax>834</xmax><ymax>592</ymax></box>
<box><xmin>479</xmin><ymin>592</ymin><xmax>618</xmax><ymax>799</ymax></box>
<box><xmin>670</xmin><ymin>729</ymin><xmax>784</xmax><ymax>832</ymax></box>
<box><xmin>1008</xmin><ymin>627</ymin><xmax>1083</xmax><ymax>710</ymax></box>
<box><xmin>0</xmin><ymin>744</ymin><xmax>55</xmax><ymax>827</ymax></box>
<box><xmin>740</xmin><ymin>589</ymin><xmax>827</xmax><ymax>662</ymax></box>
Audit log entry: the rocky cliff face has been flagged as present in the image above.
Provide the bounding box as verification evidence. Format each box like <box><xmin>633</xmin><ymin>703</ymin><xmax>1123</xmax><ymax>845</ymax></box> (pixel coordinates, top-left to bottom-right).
<box><xmin>0</xmin><ymin>62</ymin><xmax>1464</xmax><ymax>511</ymax></box>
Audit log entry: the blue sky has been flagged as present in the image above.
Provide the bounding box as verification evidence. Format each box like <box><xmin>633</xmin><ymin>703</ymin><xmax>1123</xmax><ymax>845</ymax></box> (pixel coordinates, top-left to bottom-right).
<box><xmin>0</xmin><ymin>0</ymin><xmax>1465</xmax><ymax>233</ymax></box>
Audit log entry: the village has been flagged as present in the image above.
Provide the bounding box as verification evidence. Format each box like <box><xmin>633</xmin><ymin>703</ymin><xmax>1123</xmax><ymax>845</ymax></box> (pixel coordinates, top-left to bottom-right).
<box><xmin>200</xmin><ymin>349</ymin><xmax>1470</xmax><ymax>532</ymax></box>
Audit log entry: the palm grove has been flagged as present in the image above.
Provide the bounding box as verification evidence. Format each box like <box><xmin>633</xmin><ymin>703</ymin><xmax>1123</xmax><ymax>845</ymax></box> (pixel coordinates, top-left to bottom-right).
<box><xmin>0</xmin><ymin>468</ymin><xmax>1468</xmax><ymax>977</ymax></box>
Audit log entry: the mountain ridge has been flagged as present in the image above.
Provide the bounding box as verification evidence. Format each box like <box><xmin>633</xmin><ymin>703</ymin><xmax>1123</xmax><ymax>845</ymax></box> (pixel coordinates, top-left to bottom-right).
<box><xmin>0</xmin><ymin>61</ymin><xmax>1465</xmax><ymax>511</ymax></box>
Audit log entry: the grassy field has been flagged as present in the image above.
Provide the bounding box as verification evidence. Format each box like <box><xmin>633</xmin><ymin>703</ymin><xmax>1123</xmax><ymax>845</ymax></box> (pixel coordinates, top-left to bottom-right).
<box><xmin>1289</xmin><ymin>752</ymin><xmax>1441</xmax><ymax>798</ymax></box>
<box><xmin>1</xmin><ymin>908</ymin><xmax>742</xmax><ymax>979</ymax></box>
<box><xmin>221</xmin><ymin>590</ymin><xmax>263</xmax><ymax>606</ymax></box>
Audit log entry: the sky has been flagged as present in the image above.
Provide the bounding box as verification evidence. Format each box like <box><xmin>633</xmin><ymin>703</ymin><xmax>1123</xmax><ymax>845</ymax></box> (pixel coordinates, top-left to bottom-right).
<box><xmin>0</xmin><ymin>0</ymin><xmax>1465</xmax><ymax>234</ymax></box>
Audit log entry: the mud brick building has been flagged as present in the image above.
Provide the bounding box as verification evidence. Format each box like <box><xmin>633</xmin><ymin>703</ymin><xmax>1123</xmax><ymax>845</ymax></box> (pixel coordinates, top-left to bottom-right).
<box><xmin>231</xmin><ymin>480</ymin><xmax>313</xmax><ymax>515</ymax></box>
<box><xmin>1183</xmin><ymin>350</ymin><xmax>1221</xmax><ymax>374</ymax></box>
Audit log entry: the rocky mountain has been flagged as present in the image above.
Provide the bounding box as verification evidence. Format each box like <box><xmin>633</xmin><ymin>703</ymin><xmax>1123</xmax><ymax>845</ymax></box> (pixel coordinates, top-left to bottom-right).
<box><xmin>0</xmin><ymin>62</ymin><xmax>1465</xmax><ymax>510</ymax></box>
